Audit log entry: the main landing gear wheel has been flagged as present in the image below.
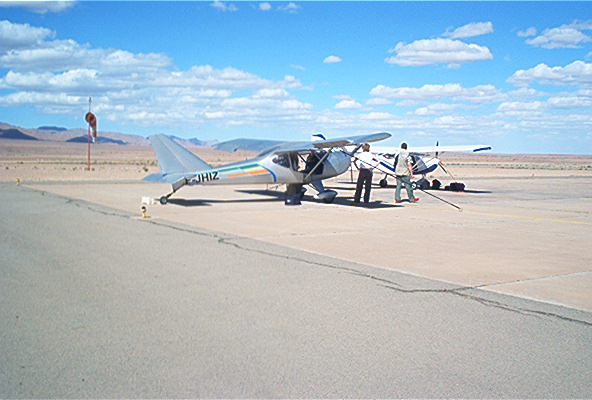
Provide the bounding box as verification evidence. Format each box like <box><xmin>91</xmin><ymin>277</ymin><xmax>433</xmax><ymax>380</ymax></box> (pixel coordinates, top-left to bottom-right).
<box><xmin>379</xmin><ymin>179</ymin><xmax>388</xmax><ymax>188</ymax></box>
<box><xmin>159</xmin><ymin>196</ymin><xmax>168</xmax><ymax>205</ymax></box>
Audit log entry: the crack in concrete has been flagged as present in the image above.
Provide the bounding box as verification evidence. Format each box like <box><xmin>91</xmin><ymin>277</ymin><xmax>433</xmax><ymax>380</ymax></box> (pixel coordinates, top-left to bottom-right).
<box><xmin>219</xmin><ymin>237</ymin><xmax>592</xmax><ymax>327</ymax></box>
<box><xmin>472</xmin><ymin>271</ymin><xmax>591</xmax><ymax>289</ymax></box>
<box><xmin>51</xmin><ymin>192</ymin><xmax>592</xmax><ymax>328</ymax></box>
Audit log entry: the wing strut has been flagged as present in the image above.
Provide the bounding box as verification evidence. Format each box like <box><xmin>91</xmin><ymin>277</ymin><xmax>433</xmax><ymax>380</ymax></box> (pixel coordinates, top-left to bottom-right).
<box><xmin>303</xmin><ymin>149</ymin><xmax>332</xmax><ymax>181</ymax></box>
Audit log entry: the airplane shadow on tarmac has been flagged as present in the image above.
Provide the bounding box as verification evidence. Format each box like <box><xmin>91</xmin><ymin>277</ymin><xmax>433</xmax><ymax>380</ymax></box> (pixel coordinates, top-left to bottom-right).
<box><xmin>166</xmin><ymin>189</ymin><xmax>400</xmax><ymax>209</ymax></box>
<box><xmin>238</xmin><ymin>189</ymin><xmax>400</xmax><ymax>209</ymax></box>
<box><xmin>333</xmin><ymin>181</ymin><xmax>492</xmax><ymax>194</ymax></box>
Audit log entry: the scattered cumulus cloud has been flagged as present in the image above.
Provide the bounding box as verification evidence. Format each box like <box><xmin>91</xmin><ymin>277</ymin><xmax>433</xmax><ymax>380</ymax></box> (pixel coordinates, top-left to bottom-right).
<box><xmin>0</xmin><ymin>19</ymin><xmax>311</xmax><ymax>129</ymax></box>
<box><xmin>386</xmin><ymin>38</ymin><xmax>493</xmax><ymax>67</ymax></box>
<box><xmin>279</xmin><ymin>2</ymin><xmax>301</xmax><ymax>14</ymax></box>
<box><xmin>370</xmin><ymin>83</ymin><xmax>504</xmax><ymax>103</ymax></box>
<box><xmin>0</xmin><ymin>17</ymin><xmax>591</xmax><ymax>149</ymax></box>
<box><xmin>517</xmin><ymin>27</ymin><xmax>537</xmax><ymax>37</ymax></box>
<box><xmin>443</xmin><ymin>22</ymin><xmax>494</xmax><ymax>39</ymax></box>
<box><xmin>413</xmin><ymin>103</ymin><xmax>463</xmax><ymax>116</ymax></box>
<box><xmin>259</xmin><ymin>2</ymin><xmax>272</xmax><ymax>11</ymax></box>
<box><xmin>387</xmin><ymin>22</ymin><xmax>494</xmax><ymax>68</ymax></box>
<box><xmin>525</xmin><ymin>20</ymin><xmax>592</xmax><ymax>48</ymax></box>
<box><xmin>0</xmin><ymin>19</ymin><xmax>54</xmax><ymax>52</ymax></box>
<box><xmin>508</xmin><ymin>61</ymin><xmax>592</xmax><ymax>87</ymax></box>
<box><xmin>335</xmin><ymin>99</ymin><xmax>362</xmax><ymax>109</ymax></box>
<box><xmin>210</xmin><ymin>1</ymin><xmax>238</xmax><ymax>12</ymax></box>
<box><xmin>323</xmin><ymin>55</ymin><xmax>342</xmax><ymax>64</ymax></box>
<box><xmin>0</xmin><ymin>1</ymin><xmax>76</xmax><ymax>14</ymax></box>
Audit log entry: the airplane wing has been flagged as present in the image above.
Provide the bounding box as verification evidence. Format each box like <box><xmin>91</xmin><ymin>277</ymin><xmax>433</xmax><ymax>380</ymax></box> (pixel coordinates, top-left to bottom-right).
<box><xmin>372</xmin><ymin>144</ymin><xmax>491</xmax><ymax>155</ymax></box>
<box><xmin>271</xmin><ymin>132</ymin><xmax>391</xmax><ymax>154</ymax></box>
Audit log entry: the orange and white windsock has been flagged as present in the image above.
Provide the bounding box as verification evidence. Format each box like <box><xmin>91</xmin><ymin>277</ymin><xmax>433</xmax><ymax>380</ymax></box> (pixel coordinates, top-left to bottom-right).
<box><xmin>85</xmin><ymin>112</ymin><xmax>97</xmax><ymax>138</ymax></box>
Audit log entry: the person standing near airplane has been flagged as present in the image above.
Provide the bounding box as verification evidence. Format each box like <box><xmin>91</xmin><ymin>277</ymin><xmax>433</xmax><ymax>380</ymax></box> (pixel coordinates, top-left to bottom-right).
<box><xmin>395</xmin><ymin>142</ymin><xmax>420</xmax><ymax>204</ymax></box>
<box><xmin>353</xmin><ymin>143</ymin><xmax>379</xmax><ymax>205</ymax></box>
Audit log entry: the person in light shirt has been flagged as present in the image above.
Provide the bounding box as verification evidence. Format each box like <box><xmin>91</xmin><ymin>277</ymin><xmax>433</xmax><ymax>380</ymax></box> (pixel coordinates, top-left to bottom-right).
<box><xmin>394</xmin><ymin>142</ymin><xmax>419</xmax><ymax>204</ymax></box>
<box><xmin>352</xmin><ymin>143</ymin><xmax>379</xmax><ymax>205</ymax></box>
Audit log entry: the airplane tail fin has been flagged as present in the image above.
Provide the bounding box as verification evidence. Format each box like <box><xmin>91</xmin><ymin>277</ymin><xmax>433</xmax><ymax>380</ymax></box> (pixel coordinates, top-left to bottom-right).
<box><xmin>311</xmin><ymin>133</ymin><xmax>326</xmax><ymax>142</ymax></box>
<box><xmin>149</xmin><ymin>134</ymin><xmax>211</xmax><ymax>174</ymax></box>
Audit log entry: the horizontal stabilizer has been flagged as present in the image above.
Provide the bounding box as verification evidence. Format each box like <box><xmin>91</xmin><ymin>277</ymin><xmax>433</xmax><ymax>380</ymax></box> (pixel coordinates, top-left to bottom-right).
<box><xmin>143</xmin><ymin>172</ymin><xmax>193</xmax><ymax>184</ymax></box>
<box><xmin>150</xmin><ymin>134</ymin><xmax>211</xmax><ymax>174</ymax></box>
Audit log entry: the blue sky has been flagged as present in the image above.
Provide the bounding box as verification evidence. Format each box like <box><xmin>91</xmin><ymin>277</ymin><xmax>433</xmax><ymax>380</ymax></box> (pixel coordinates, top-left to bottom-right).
<box><xmin>1</xmin><ymin>1</ymin><xmax>591</xmax><ymax>154</ymax></box>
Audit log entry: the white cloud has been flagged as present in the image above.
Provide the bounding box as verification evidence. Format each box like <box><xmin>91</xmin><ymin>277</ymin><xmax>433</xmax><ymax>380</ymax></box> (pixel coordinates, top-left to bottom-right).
<box><xmin>444</xmin><ymin>22</ymin><xmax>494</xmax><ymax>39</ymax></box>
<box><xmin>0</xmin><ymin>1</ymin><xmax>76</xmax><ymax>14</ymax></box>
<box><xmin>323</xmin><ymin>55</ymin><xmax>342</xmax><ymax>64</ymax></box>
<box><xmin>259</xmin><ymin>2</ymin><xmax>272</xmax><ymax>11</ymax></box>
<box><xmin>498</xmin><ymin>101</ymin><xmax>545</xmax><ymax>113</ymax></box>
<box><xmin>0</xmin><ymin>20</ymin><xmax>54</xmax><ymax>52</ymax></box>
<box><xmin>335</xmin><ymin>99</ymin><xmax>362</xmax><ymax>109</ymax></box>
<box><xmin>413</xmin><ymin>103</ymin><xmax>462</xmax><ymax>116</ymax></box>
<box><xmin>386</xmin><ymin>38</ymin><xmax>493</xmax><ymax>67</ymax></box>
<box><xmin>546</xmin><ymin>94</ymin><xmax>592</xmax><ymax>109</ymax></box>
<box><xmin>508</xmin><ymin>61</ymin><xmax>592</xmax><ymax>87</ymax></box>
<box><xmin>526</xmin><ymin>21</ymin><xmax>592</xmax><ymax>49</ymax></box>
<box><xmin>507</xmin><ymin>87</ymin><xmax>542</xmax><ymax>98</ymax></box>
<box><xmin>0</xmin><ymin>20</ymin><xmax>312</xmax><ymax>130</ymax></box>
<box><xmin>0</xmin><ymin>35</ymin><xmax>172</xmax><ymax>73</ymax></box>
<box><xmin>370</xmin><ymin>83</ymin><xmax>504</xmax><ymax>103</ymax></box>
<box><xmin>253</xmin><ymin>88</ymin><xmax>290</xmax><ymax>98</ymax></box>
<box><xmin>279</xmin><ymin>2</ymin><xmax>301</xmax><ymax>13</ymax></box>
<box><xmin>517</xmin><ymin>27</ymin><xmax>537</xmax><ymax>37</ymax></box>
<box><xmin>210</xmin><ymin>1</ymin><xmax>238</xmax><ymax>12</ymax></box>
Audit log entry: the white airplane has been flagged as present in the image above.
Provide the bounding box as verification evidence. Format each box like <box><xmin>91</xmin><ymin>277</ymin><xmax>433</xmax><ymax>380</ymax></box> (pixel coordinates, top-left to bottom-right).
<box><xmin>356</xmin><ymin>143</ymin><xmax>491</xmax><ymax>188</ymax></box>
<box><xmin>144</xmin><ymin>132</ymin><xmax>391</xmax><ymax>205</ymax></box>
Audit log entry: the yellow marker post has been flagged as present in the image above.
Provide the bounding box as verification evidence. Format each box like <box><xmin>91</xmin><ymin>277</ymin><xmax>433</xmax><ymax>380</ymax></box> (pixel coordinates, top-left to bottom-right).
<box><xmin>141</xmin><ymin>204</ymin><xmax>147</xmax><ymax>219</ymax></box>
<box><xmin>16</xmin><ymin>178</ymin><xmax>20</xmax><ymax>186</ymax></box>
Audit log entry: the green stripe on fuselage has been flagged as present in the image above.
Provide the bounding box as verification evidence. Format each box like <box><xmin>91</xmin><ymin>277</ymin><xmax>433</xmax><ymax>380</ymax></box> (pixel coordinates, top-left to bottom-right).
<box><xmin>218</xmin><ymin>163</ymin><xmax>260</xmax><ymax>173</ymax></box>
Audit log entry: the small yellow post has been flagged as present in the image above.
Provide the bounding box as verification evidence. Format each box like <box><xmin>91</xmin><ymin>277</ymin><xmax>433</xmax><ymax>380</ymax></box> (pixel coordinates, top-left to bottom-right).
<box><xmin>141</xmin><ymin>204</ymin><xmax>147</xmax><ymax>219</ymax></box>
<box><xmin>16</xmin><ymin>178</ymin><xmax>20</xmax><ymax>186</ymax></box>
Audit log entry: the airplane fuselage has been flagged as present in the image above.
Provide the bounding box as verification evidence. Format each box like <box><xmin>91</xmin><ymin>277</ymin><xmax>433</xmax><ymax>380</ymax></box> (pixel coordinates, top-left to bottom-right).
<box><xmin>186</xmin><ymin>149</ymin><xmax>351</xmax><ymax>187</ymax></box>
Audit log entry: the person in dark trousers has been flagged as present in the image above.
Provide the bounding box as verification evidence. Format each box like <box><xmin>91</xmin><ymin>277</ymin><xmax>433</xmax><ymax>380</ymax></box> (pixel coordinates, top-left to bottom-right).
<box><xmin>395</xmin><ymin>142</ymin><xmax>419</xmax><ymax>203</ymax></box>
<box><xmin>352</xmin><ymin>143</ymin><xmax>379</xmax><ymax>205</ymax></box>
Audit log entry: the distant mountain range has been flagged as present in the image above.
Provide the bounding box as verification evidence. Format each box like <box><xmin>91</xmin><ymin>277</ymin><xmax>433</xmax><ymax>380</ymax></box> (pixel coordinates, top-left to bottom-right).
<box><xmin>0</xmin><ymin>121</ymin><xmax>280</xmax><ymax>153</ymax></box>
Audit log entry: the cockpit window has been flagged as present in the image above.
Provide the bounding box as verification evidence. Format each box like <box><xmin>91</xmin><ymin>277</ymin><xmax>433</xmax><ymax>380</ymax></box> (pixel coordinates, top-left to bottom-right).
<box><xmin>272</xmin><ymin>154</ymin><xmax>290</xmax><ymax>168</ymax></box>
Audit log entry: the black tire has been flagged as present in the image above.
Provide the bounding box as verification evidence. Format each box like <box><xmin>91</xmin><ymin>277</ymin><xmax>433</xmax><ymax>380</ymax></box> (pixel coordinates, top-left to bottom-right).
<box><xmin>379</xmin><ymin>179</ymin><xmax>388</xmax><ymax>188</ymax></box>
<box><xmin>159</xmin><ymin>196</ymin><xmax>168</xmax><ymax>205</ymax></box>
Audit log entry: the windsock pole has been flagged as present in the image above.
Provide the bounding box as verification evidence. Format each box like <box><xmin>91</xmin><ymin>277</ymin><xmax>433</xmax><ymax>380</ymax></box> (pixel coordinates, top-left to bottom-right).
<box><xmin>87</xmin><ymin>97</ymin><xmax>91</xmax><ymax>171</ymax></box>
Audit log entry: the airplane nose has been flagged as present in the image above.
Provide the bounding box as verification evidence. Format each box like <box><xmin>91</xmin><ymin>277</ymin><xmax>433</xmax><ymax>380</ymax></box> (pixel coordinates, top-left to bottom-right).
<box><xmin>331</xmin><ymin>152</ymin><xmax>350</xmax><ymax>173</ymax></box>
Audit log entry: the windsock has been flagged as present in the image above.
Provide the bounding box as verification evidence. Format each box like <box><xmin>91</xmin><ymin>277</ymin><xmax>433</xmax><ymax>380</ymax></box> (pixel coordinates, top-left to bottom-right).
<box><xmin>85</xmin><ymin>112</ymin><xmax>97</xmax><ymax>139</ymax></box>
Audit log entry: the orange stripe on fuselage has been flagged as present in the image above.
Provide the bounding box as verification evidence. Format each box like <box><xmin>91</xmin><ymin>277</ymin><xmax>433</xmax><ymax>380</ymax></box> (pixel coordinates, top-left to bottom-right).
<box><xmin>227</xmin><ymin>169</ymin><xmax>269</xmax><ymax>178</ymax></box>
